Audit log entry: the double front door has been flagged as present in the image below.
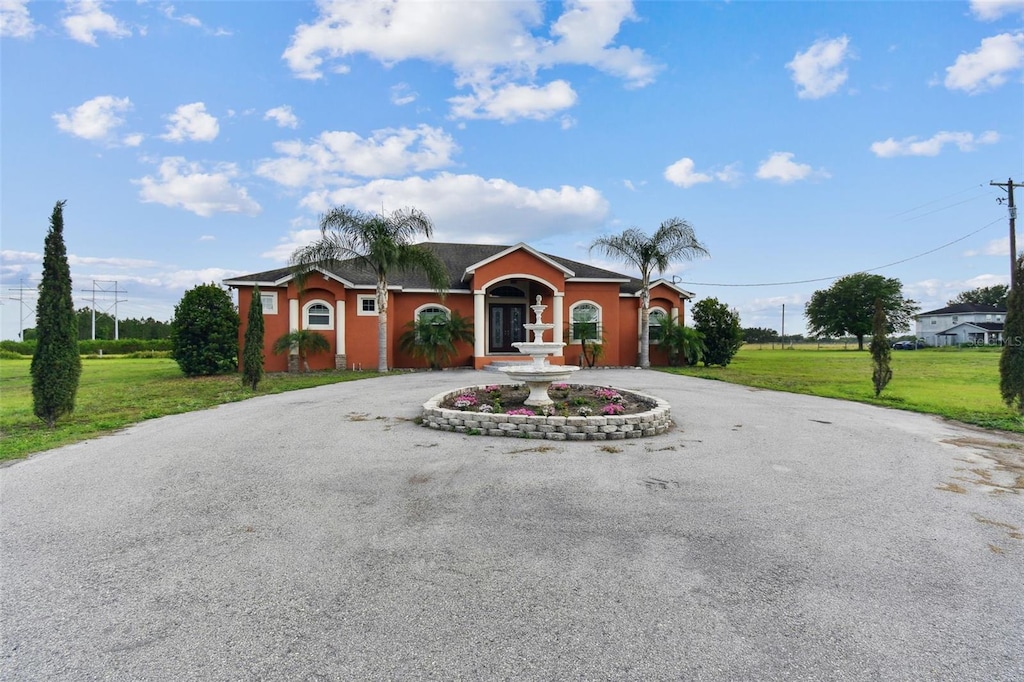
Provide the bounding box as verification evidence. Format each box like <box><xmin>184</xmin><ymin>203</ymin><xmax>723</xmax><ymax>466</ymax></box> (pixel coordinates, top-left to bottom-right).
<box><xmin>489</xmin><ymin>303</ymin><xmax>527</xmax><ymax>353</ymax></box>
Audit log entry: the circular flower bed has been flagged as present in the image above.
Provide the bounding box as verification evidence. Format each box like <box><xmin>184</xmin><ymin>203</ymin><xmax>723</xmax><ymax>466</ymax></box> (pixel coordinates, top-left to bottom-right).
<box><xmin>439</xmin><ymin>382</ymin><xmax>656</xmax><ymax>418</ymax></box>
<box><xmin>423</xmin><ymin>383</ymin><xmax>672</xmax><ymax>440</ymax></box>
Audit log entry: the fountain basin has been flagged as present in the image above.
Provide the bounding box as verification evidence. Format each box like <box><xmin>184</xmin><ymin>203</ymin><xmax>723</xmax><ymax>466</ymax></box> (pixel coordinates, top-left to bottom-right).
<box><xmin>501</xmin><ymin>364</ymin><xmax>579</xmax><ymax>406</ymax></box>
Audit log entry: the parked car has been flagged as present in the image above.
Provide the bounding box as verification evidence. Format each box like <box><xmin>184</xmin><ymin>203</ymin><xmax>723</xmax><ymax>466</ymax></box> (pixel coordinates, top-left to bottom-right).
<box><xmin>892</xmin><ymin>340</ymin><xmax>925</xmax><ymax>350</ymax></box>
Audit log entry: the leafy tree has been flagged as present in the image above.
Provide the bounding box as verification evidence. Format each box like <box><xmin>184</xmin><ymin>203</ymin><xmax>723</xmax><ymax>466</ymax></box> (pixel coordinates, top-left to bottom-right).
<box><xmin>948</xmin><ymin>284</ymin><xmax>1008</xmax><ymax>309</ymax></box>
<box><xmin>272</xmin><ymin>330</ymin><xmax>330</xmax><ymax>373</ymax></box>
<box><xmin>590</xmin><ymin>218</ymin><xmax>708</xmax><ymax>368</ymax></box>
<box><xmin>290</xmin><ymin>206</ymin><xmax>450</xmax><ymax>372</ymax></box>
<box><xmin>691</xmin><ymin>297</ymin><xmax>742</xmax><ymax>367</ymax></box>
<box><xmin>999</xmin><ymin>256</ymin><xmax>1024</xmax><ymax>413</ymax></box>
<box><xmin>31</xmin><ymin>200</ymin><xmax>81</xmax><ymax>428</ymax></box>
<box><xmin>658</xmin><ymin>315</ymin><xmax>706</xmax><ymax>366</ymax></box>
<box><xmin>870</xmin><ymin>298</ymin><xmax>892</xmax><ymax>397</ymax></box>
<box><xmin>242</xmin><ymin>286</ymin><xmax>265</xmax><ymax>390</ymax></box>
<box><xmin>171</xmin><ymin>283</ymin><xmax>239</xmax><ymax>377</ymax></box>
<box><xmin>805</xmin><ymin>273</ymin><xmax>918</xmax><ymax>351</ymax></box>
<box><xmin>398</xmin><ymin>310</ymin><xmax>474</xmax><ymax>370</ymax></box>
<box><xmin>742</xmin><ymin>327</ymin><xmax>780</xmax><ymax>344</ymax></box>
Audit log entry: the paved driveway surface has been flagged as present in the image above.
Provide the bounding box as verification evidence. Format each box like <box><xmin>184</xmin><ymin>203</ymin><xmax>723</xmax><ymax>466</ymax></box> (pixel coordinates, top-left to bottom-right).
<box><xmin>2</xmin><ymin>369</ymin><xmax>1023</xmax><ymax>681</ymax></box>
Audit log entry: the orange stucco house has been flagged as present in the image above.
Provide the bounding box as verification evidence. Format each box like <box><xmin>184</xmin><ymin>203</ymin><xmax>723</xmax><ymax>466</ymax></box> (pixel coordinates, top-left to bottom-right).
<box><xmin>223</xmin><ymin>242</ymin><xmax>694</xmax><ymax>372</ymax></box>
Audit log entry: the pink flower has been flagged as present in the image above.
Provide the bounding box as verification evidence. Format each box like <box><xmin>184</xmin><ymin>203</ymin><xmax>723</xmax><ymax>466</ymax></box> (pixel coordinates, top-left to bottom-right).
<box><xmin>506</xmin><ymin>408</ymin><xmax>536</xmax><ymax>416</ymax></box>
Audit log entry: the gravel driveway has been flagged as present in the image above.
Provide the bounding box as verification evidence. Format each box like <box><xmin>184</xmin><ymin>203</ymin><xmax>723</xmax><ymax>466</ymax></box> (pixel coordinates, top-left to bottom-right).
<box><xmin>2</xmin><ymin>369</ymin><xmax>1022</xmax><ymax>680</ymax></box>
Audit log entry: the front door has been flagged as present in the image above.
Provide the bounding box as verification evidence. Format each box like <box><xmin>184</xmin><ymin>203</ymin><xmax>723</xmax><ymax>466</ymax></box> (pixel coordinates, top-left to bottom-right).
<box><xmin>489</xmin><ymin>303</ymin><xmax>527</xmax><ymax>353</ymax></box>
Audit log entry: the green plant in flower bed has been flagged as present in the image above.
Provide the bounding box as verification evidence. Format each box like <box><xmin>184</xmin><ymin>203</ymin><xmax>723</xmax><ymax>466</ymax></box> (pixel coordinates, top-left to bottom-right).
<box><xmin>440</xmin><ymin>383</ymin><xmax>655</xmax><ymax>416</ymax></box>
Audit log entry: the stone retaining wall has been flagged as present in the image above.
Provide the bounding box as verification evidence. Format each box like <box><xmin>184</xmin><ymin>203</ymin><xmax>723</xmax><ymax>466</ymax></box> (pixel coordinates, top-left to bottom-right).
<box><xmin>421</xmin><ymin>385</ymin><xmax>672</xmax><ymax>440</ymax></box>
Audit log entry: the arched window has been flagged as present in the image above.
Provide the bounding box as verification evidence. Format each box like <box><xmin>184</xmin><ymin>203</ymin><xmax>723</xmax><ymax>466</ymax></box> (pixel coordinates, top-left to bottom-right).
<box><xmin>649</xmin><ymin>308</ymin><xmax>668</xmax><ymax>343</ymax></box>
<box><xmin>304</xmin><ymin>300</ymin><xmax>333</xmax><ymax>330</ymax></box>
<box><xmin>413</xmin><ymin>305</ymin><xmax>450</xmax><ymax>341</ymax></box>
<box><xmin>418</xmin><ymin>305</ymin><xmax>449</xmax><ymax>324</ymax></box>
<box><xmin>570</xmin><ymin>301</ymin><xmax>601</xmax><ymax>342</ymax></box>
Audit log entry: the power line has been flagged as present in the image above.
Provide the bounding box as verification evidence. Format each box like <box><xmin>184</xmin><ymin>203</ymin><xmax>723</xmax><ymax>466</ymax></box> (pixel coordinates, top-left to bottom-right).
<box><xmin>888</xmin><ymin>182</ymin><xmax>989</xmax><ymax>219</ymax></box>
<box><xmin>678</xmin><ymin>216</ymin><xmax>1005</xmax><ymax>288</ymax></box>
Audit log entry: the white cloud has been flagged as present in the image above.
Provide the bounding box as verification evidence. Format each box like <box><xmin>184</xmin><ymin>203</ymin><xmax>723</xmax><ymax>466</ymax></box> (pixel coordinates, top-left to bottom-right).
<box><xmin>1</xmin><ymin>0</ymin><xmax>38</xmax><ymax>38</ymax></box>
<box><xmin>53</xmin><ymin>95</ymin><xmax>140</xmax><ymax>145</ymax></box>
<box><xmin>161</xmin><ymin>3</ymin><xmax>201</xmax><ymax>28</ymax></box>
<box><xmin>160</xmin><ymin>102</ymin><xmax>219</xmax><ymax>142</ymax></box>
<box><xmin>964</xmin><ymin>237</ymin><xmax>1010</xmax><ymax>257</ymax></box>
<box><xmin>786</xmin><ymin>35</ymin><xmax>851</xmax><ymax>99</ymax></box>
<box><xmin>449</xmin><ymin>80</ymin><xmax>578</xmax><ymax>121</ymax></box>
<box><xmin>1</xmin><ymin>249</ymin><xmax>41</xmax><ymax>263</ymax></box>
<box><xmin>664</xmin><ymin>158</ymin><xmax>743</xmax><ymax>188</ymax></box>
<box><xmin>161</xmin><ymin>268</ymin><xmax>245</xmax><ymax>290</ymax></box>
<box><xmin>970</xmin><ymin>0</ymin><xmax>1024</xmax><ymax>21</ymax></box>
<box><xmin>870</xmin><ymin>130</ymin><xmax>1000</xmax><ymax>157</ymax></box>
<box><xmin>134</xmin><ymin>157</ymin><xmax>261</xmax><ymax>217</ymax></box>
<box><xmin>281</xmin><ymin>0</ymin><xmax>657</xmax><ymax>122</ymax></box>
<box><xmin>715</xmin><ymin>163</ymin><xmax>743</xmax><ymax>184</ymax></box>
<box><xmin>199</xmin><ymin>235</ymin><xmax>215</xmax><ymax>242</ymax></box>
<box><xmin>664</xmin><ymin>158</ymin><xmax>713</xmax><ymax>188</ymax></box>
<box><xmin>62</xmin><ymin>0</ymin><xmax>130</xmax><ymax>46</ymax></box>
<box><xmin>297</xmin><ymin>172</ymin><xmax>609</xmax><ymax>244</ymax></box>
<box><xmin>755</xmin><ymin>152</ymin><xmax>829</xmax><ymax>184</ymax></box>
<box><xmin>264</xmin><ymin>105</ymin><xmax>300</xmax><ymax>129</ymax></box>
<box><xmin>390</xmin><ymin>83</ymin><xmax>418</xmax><ymax>106</ymax></box>
<box><xmin>68</xmin><ymin>255</ymin><xmax>160</xmax><ymax>268</ymax></box>
<box><xmin>256</xmin><ymin>124</ymin><xmax>459</xmax><ymax>187</ymax></box>
<box><xmin>906</xmin><ymin>273</ymin><xmax>1009</xmax><ymax>306</ymax></box>
<box><xmin>944</xmin><ymin>32</ymin><xmax>1024</xmax><ymax>94</ymax></box>
<box><xmin>262</xmin><ymin>228</ymin><xmax>324</xmax><ymax>262</ymax></box>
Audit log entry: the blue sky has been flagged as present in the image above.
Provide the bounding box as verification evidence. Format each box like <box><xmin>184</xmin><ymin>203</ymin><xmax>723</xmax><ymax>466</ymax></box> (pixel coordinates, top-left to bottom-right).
<box><xmin>2</xmin><ymin>0</ymin><xmax>1022</xmax><ymax>341</ymax></box>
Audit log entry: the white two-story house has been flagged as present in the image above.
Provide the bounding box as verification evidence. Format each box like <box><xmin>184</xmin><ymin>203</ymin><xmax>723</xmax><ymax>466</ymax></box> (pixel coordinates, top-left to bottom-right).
<box><xmin>915</xmin><ymin>303</ymin><xmax>1006</xmax><ymax>346</ymax></box>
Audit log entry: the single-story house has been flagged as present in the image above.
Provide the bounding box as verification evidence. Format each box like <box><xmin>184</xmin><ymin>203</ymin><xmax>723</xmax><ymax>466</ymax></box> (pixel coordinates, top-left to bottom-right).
<box><xmin>223</xmin><ymin>242</ymin><xmax>695</xmax><ymax>372</ymax></box>
<box><xmin>915</xmin><ymin>303</ymin><xmax>1006</xmax><ymax>346</ymax></box>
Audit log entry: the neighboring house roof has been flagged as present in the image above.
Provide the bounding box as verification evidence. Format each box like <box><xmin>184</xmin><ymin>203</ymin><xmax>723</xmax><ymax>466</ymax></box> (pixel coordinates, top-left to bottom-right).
<box><xmin>224</xmin><ymin>241</ymin><xmax>694</xmax><ymax>298</ymax></box>
<box><xmin>917</xmin><ymin>303</ymin><xmax>1005</xmax><ymax>316</ymax></box>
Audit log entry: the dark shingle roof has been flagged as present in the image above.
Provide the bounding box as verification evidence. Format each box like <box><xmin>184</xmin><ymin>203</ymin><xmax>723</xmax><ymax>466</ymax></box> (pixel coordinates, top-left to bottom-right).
<box><xmin>918</xmin><ymin>303</ymin><xmax>1005</xmax><ymax>316</ymax></box>
<box><xmin>225</xmin><ymin>242</ymin><xmax>646</xmax><ymax>293</ymax></box>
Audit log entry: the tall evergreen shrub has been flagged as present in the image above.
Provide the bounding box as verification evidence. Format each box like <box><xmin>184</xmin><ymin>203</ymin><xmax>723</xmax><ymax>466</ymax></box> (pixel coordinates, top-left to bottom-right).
<box><xmin>870</xmin><ymin>298</ymin><xmax>892</xmax><ymax>397</ymax></box>
<box><xmin>31</xmin><ymin>200</ymin><xmax>82</xmax><ymax>428</ymax></box>
<box><xmin>242</xmin><ymin>286</ymin><xmax>265</xmax><ymax>389</ymax></box>
<box><xmin>1000</xmin><ymin>256</ymin><xmax>1024</xmax><ymax>413</ymax></box>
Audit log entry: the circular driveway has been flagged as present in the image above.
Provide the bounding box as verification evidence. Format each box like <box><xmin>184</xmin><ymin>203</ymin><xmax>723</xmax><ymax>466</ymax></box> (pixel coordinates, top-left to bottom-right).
<box><xmin>2</xmin><ymin>369</ymin><xmax>1022</xmax><ymax>681</ymax></box>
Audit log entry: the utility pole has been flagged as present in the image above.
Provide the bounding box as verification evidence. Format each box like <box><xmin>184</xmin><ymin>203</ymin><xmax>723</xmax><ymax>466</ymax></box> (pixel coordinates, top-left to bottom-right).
<box><xmin>6</xmin><ymin>279</ymin><xmax>36</xmax><ymax>339</ymax></box>
<box><xmin>781</xmin><ymin>303</ymin><xmax>785</xmax><ymax>349</ymax></box>
<box><xmin>991</xmin><ymin>178</ymin><xmax>1018</xmax><ymax>288</ymax></box>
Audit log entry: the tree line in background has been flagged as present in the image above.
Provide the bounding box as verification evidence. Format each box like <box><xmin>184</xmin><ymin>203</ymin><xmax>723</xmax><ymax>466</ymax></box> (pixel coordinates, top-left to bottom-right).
<box><xmin>21</xmin><ymin>309</ymin><xmax>171</xmax><ymax>341</ymax></box>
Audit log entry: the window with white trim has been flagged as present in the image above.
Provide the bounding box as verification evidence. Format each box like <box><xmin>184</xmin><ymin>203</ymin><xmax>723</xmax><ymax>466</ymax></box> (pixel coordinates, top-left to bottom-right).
<box><xmin>358</xmin><ymin>295</ymin><xmax>378</xmax><ymax>316</ymax></box>
<box><xmin>569</xmin><ymin>301</ymin><xmax>601</xmax><ymax>342</ymax></box>
<box><xmin>304</xmin><ymin>300</ymin><xmax>333</xmax><ymax>330</ymax></box>
<box><xmin>414</xmin><ymin>305</ymin><xmax>449</xmax><ymax>341</ymax></box>
<box><xmin>259</xmin><ymin>291</ymin><xmax>278</xmax><ymax>315</ymax></box>
<box><xmin>649</xmin><ymin>308</ymin><xmax>668</xmax><ymax>342</ymax></box>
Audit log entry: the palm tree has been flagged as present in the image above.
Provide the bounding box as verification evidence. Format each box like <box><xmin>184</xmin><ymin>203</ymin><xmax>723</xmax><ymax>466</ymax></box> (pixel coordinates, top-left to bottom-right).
<box><xmin>658</xmin><ymin>316</ymin><xmax>706</xmax><ymax>366</ymax></box>
<box><xmin>590</xmin><ymin>219</ymin><xmax>708</xmax><ymax>368</ymax></box>
<box><xmin>398</xmin><ymin>310</ymin><xmax>474</xmax><ymax>370</ymax></box>
<box><xmin>272</xmin><ymin>330</ymin><xmax>331</xmax><ymax>373</ymax></box>
<box><xmin>290</xmin><ymin>206</ymin><xmax>450</xmax><ymax>372</ymax></box>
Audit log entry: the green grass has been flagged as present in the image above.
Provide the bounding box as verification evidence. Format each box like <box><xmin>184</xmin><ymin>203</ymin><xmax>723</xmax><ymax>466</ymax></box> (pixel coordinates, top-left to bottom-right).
<box><xmin>0</xmin><ymin>357</ymin><xmax>383</xmax><ymax>461</ymax></box>
<box><xmin>6</xmin><ymin>346</ymin><xmax>1023</xmax><ymax>462</ymax></box>
<box><xmin>659</xmin><ymin>345</ymin><xmax>1024</xmax><ymax>433</ymax></box>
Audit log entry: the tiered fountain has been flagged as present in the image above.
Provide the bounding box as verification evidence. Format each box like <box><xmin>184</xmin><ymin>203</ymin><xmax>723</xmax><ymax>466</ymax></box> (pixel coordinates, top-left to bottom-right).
<box><xmin>500</xmin><ymin>295</ymin><xmax>579</xmax><ymax>406</ymax></box>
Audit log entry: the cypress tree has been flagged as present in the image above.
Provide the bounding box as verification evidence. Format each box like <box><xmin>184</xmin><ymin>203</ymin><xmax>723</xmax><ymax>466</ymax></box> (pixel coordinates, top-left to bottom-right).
<box><xmin>242</xmin><ymin>286</ymin><xmax>265</xmax><ymax>390</ymax></box>
<box><xmin>999</xmin><ymin>255</ymin><xmax>1024</xmax><ymax>413</ymax></box>
<box><xmin>870</xmin><ymin>298</ymin><xmax>892</xmax><ymax>397</ymax></box>
<box><xmin>31</xmin><ymin>200</ymin><xmax>82</xmax><ymax>428</ymax></box>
